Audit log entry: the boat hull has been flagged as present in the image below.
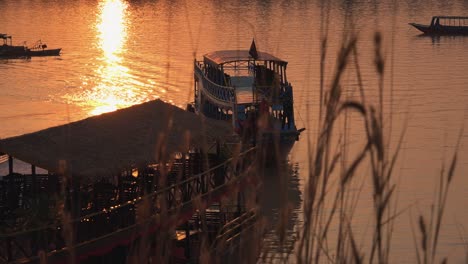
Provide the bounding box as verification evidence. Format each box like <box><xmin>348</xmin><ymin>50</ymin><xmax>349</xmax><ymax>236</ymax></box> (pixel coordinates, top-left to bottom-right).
<box><xmin>409</xmin><ymin>22</ymin><xmax>468</xmax><ymax>35</ymax></box>
<box><xmin>0</xmin><ymin>45</ymin><xmax>28</xmax><ymax>58</ymax></box>
<box><xmin>28</xmin><ymin>48</ymin><xmax>62</xmax><ymax>57</ymax></box>
<box><xmin>0</xmin><ymin>46</ymin><xmax>61</xmax><ymax>58</ymax></box>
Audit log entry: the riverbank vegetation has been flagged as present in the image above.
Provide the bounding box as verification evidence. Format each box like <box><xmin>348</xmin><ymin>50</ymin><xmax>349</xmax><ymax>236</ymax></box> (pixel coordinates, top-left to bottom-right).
<box><xmin>260</xmin><ymin>28</ymin><xmax>463</xmax><ymax>263</ymax></box>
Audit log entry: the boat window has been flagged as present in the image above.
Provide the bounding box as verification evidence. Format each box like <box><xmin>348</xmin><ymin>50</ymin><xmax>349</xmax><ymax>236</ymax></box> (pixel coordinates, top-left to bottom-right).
<box><xmin>231</xmin><ymin>76</ymin><xmax>254</xmax><ymax>88</ymax></box>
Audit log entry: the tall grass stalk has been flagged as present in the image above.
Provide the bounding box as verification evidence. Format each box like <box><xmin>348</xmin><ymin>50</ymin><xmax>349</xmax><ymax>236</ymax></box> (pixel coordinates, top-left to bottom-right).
<box><xmin>414</xmin><ymin>129</ymin><xmax>463</xmax><ymax>264</ymax></box>
<box><xmin>294</xmin><ymin>25</ymin><xmax>410</xmax><ymax>263</ymax></box>
<box><xmin>293</xmin><ymin>22</ymin><xmax>464</xmax><ymax>263</ymax></box>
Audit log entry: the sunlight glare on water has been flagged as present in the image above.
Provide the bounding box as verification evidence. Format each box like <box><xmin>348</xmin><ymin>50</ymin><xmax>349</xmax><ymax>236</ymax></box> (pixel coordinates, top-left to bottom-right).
<box><xmin>98</xmin><ymin>0</ymin><xmax>128</xmax><ymax>59</ymax></box>
<box><xmin>88</xmin><ymin>0</ymin><xmax>132</xmax><ymax>115</ymax></box>
<box><xmin>73</xmin><ymin>0</ymin><xmax>149</xmax><ymax>116</ymax></box>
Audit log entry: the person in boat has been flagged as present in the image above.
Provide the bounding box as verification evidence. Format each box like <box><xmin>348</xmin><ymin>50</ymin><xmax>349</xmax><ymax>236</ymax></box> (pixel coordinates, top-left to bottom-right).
<box><xmin>280</xmin><ymin>85</ymin><xmax>293</xmax><ymax>129</ymax></box>
<box><xmin>434</xmin><ymin>18</ymin><xmax>441</xmax><ymax>28</ymax></box>
<box><xmin>239</xmin><ymin>109</ymin><xmax>257</xmax><ymax>143</ymax></box>
<box><xmin>257</xmin><ymin>98</ymin><xmax>272</xmax><ymax>130</ymax></box>
<box><xmin>235</xmin><ymin>106</ymin><xmax>246</xmax><ymax>134</ymax></box>
<box><xmin>235</xmin><ymin>108</ymin><xmax>251</xmax><ymax>142</ymax></box>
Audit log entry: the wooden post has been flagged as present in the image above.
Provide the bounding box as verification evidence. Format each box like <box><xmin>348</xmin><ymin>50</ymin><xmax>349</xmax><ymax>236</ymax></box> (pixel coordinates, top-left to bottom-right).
<box><xmin>236</xmin><ymin>191</ymin><xmax>242</xmax><ymax>218</ymax></box>
<box><xmin>31</xmin><ymin>165</ymin><xmax>37</xmax><ymax>199</ymax></box>
<box><xmin>8</xmin><ymin>155</ymin><xmax>13</xmax><ymax>174</ymax></box>
<box><xmin>6</xmin><ymin>237</ymin><xmax>12</xmax><ymax>261</ymax></box>
<box><xmin>118</xmin><ymin>172</ymin><xmax>123</xmax><ymax>203</ymax></box>
<box><xmin>184</xmin><ymin>222</ymin><xmax>191</xmax><ymax>260</ymax></box>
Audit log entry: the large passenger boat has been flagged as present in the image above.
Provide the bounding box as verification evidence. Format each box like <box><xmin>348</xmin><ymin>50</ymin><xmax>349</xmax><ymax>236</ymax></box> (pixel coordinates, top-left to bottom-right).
<box><xmin>192</xmin><ymin>40</ymin><xmax>304</xmax><ymax>144</ymax></box>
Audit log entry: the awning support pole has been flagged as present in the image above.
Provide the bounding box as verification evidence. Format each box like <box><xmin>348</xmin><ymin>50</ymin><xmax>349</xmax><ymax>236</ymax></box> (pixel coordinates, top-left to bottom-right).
<box><xmin>8</xmin><ymin>155</ymin><xmax>13</xmax><ymax>174</ymax></box>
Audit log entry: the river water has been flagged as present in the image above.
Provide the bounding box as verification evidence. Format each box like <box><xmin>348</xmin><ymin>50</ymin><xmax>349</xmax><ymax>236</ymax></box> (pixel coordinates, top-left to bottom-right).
<box><xmin>1</xmin><ymin>0</ymin><xmax>468</xmax><ymax>263</ymax></box>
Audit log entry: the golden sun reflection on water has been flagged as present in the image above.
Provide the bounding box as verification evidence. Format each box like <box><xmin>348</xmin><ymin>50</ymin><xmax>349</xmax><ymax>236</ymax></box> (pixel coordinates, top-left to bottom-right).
<box><xmin>88</xmin><ymin>0</ymin><xmax>135</xmax><ymax>116</ymax></box>
<box><xmin>97</xmin><ymin>0</ymin><xmax>127</xmax><ymax>62</ymax></box>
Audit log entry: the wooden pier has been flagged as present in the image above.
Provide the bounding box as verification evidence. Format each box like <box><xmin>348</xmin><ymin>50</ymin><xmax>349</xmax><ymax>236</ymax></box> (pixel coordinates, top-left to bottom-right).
<box><xmin>0</xmin><ymin>100</ymin><xmax>262</xmax><ymax>263</ymax></box>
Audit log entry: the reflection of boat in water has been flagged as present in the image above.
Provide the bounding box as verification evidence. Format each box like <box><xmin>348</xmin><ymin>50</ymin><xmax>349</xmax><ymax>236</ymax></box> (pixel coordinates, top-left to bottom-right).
<box><xmin>409</xmin><ymin>16</ymin><xmax>468</xmax><ymax>35</ymax></box>
<box><xmin>208</xmin><ymin>160</ymin><xmax>303</xmax><ymax>263</ymax></box>
<box><xmin>258</xmin><ymin>161</ymin><xmax>302</xmax><ymax>262</ymax></box>
<box><xmin>192</xmin><ymin>39</ymin><xmax>304</xmax><ymax>145</ymax></box>
<box><xmin>0</xmin><ymin>34</ymin><xmax>61</xmax><ymax>58</ymax></box>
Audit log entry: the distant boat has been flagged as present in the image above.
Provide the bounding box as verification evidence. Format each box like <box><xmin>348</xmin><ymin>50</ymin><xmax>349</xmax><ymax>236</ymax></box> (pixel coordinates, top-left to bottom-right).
<box><xmin>0</xmin><ymin>33</ymin><xmax>61</xmax><ymax>58</ymax></box>
<box><xmin>409</xmin><ymin>16</ymin><xmax>468</xmax><ymax>35</ymax></box>
<box><xmin>26</xmin><ymin>40</ymin><xmax>61</xmax><ymax>57</ymax></box>
<box><xmin>0</xmin><ymin>33</ymin><xmax>28</xmax><ymax>58</ymax></box>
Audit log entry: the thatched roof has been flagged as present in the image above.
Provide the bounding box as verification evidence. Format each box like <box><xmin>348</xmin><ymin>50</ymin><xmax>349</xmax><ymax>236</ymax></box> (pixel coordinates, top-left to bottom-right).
<box><xmin>0</xmin><ymin>100</ymin><xmax>233</xmax><ymax>179</ymax></box>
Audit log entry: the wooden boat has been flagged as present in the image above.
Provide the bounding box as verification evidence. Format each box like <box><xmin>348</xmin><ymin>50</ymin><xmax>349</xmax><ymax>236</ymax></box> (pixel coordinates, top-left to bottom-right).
<box><xmin>27</xmin><ymin>48</ymin><xmax>62</xmax><ymax>56</ymax></box>
<box><xmin>192</xmin><ymin>40</ymin><xmax>304</xmax><ymax>144</ymax></box>
<box><xmin>409</xmin><ymin>16</ymin><xmax>468</xmax><ymax>35</ymax></box>
<box><xmin>27</xmin><ymin>39</ymin><xmax>62</xmax><ymax>57</ymax></box>
<box><xmin>0</xmin><ymin>33</ymin><xmax>28</xmax><ymax>58</ymax></box>
<box><xmin>0</xmin><ymin>33</ymin><xmax>61</xmax><ymax>58</ymax></box>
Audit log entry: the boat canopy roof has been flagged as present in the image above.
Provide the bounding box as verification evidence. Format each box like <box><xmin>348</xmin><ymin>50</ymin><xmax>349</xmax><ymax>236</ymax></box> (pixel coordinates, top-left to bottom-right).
<box><xmin>0</xmin><ymin>100</ymin><xmax>232</xmax><ymax>180</ymax></box>
<box><xmin>203</xmin><ymin>50</ymin><xmax>287</xmax><ymax>67</ymax></box>
<box><xmin>433</xmin><ymin>16</ymin><xmax>468</xmax><ymax>20</ymax></box>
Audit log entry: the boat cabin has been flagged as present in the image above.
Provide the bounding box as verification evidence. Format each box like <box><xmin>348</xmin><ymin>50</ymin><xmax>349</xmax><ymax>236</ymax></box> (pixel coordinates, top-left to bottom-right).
<box><xmin>409</xmin><ymin>16</ymin><xmax>468</xmax><ymax>35</ymax></box>
<box><xmin>430</xmin><ymin>16</ymin><xmax>468</xmax><ymax>27</ymax></box>
<box><xmin>1</xmin><ymin>34</ymin><xmax>13</xmax><ymax>46</ymax></box>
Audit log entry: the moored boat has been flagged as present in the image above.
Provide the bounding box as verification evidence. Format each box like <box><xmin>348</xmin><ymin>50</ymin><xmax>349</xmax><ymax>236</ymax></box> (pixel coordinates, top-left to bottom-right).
<box><xmin>26</xmin><ymin>39</ymin><xmax>62</xmax><ymax>57</ymax></box>
<box><xmin>0</xmin><ymin>33</ymin><xmax>28</xmax><ymax>58</ymax></box>
<box><xmin>409</xmin><ymin>16</ymin><xmax>468</xmax><ymax>35</ymax></box>
<box><xmin>0</xmin><ymin>33</ymin><xmax>61</xmax><ymax>58</ymax></box>
<box><xmin>192</xmin><ymin>40</ymin><xmax>304</xmax><ymax>145</ymax></box>
<box><xmin>27</xmin><ymin>48</ymin><xmax>62</xmax><ymax>56</ymax></box>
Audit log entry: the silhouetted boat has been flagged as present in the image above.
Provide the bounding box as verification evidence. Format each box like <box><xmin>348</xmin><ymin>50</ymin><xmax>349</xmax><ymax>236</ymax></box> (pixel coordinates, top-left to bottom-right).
<box><xmin>26</xmin><ymin>39</ymin><xmax>61</xmax><ymax>57</ymax></box>
<box><xmin>192</xmin><ymin>40</ymin><xmax>305</xmax><ymax>144</ymax></box>
<box><xmin>409</xmin><ymin>16</ymin><xmax>468</xmax><ymax>35</ymax></box>
<box><xmin>0</xmin><ymin>33</ymin><xmax>61</xmax><ymax>58</ymax></box>
<box><xmin>0</xmin><ymin>33</ymin><xmax>28</xmax><ymax>58</ymax></box>
<box><xmin>27</xmin><ymin>48</ymin><xmax>62</xmax><ymax>56</ymax></box>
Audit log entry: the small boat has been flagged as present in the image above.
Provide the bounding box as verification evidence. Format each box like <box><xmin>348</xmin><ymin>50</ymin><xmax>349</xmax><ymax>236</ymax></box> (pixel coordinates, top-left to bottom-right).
<box><xmin>409</xmin><ymin>16</ymin><xmax>468</xmax><ymax>35</ymax></box>
<box><xmin>0</xmin><ymin>34</ymin><xmax>61</xmax><ymax>58</ymax></box>
<box><xmin>192</xmin><ymin>40</ymin><xmax>305</xmax><ymax>144</ymax></box>
<box><xmin>26</xmin><ymin>39</ymin><xmax>62</xmax><ymax>57</ymax></box>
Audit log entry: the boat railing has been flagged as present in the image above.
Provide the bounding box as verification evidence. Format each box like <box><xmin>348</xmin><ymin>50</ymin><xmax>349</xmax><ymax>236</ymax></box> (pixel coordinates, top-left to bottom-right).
<box><xmin>195</xmin><ymin>62</ymin><xmax>236</xmax><ymax>107</ymax></box>
<box><xmin>431</xmin><ymin>16</ymin><xmax>468</xmax><ymax>27</ymax></box>
<box><xmin>210</xmin><ymin>209</ymin><xmax>257</xmax><ymax>254</ymax></box>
